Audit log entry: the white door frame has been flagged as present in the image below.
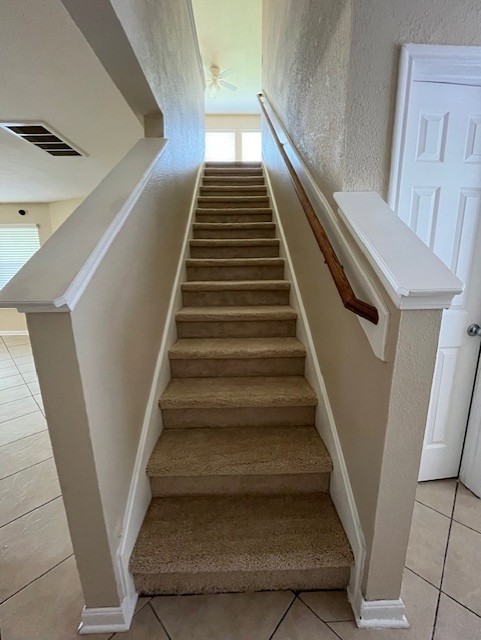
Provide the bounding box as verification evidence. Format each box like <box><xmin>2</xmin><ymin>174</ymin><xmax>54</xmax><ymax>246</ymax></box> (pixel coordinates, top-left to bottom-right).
<box><xmin>388</xmin><ymin>43</ymin><xmax>481</xmax><ymax>482</ymax></box>
<box><xmin>388</xmin><ymin>43</ymin><xmax>481</xmax><ymax>212</ymax></box>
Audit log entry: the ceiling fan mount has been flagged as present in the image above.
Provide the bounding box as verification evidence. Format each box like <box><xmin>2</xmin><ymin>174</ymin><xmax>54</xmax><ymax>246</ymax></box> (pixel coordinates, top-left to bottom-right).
<box><xmin>205</xmin><ymin>64</ymin><xmax>238</xmax><ymax>98</ymax></box>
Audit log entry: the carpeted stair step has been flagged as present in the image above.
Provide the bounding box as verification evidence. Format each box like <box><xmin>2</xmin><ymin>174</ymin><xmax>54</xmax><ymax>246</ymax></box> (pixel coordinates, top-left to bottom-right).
<box><xmin>193</xmin><ymin>222</ymin><xmax>276</xmax><ymax>239</ymax></box>
<box><xmin>200</xmin><ymin>185</ymin><xmax>268</xmax><ymax>197</ymax></box>
<box><xmin>202</xmin><ymin>176</ymin><xmax>265</xmax><ymax>186</ymax></box>
<box><xmin>190</xmin><ymin>239</ymin><xmax>279</xmax><ymax>259</ymax></box>
<box><xmin>197</xmin><ymin>196</ymin><xmax>269</xmax><ymax>209</ymax></box>
<box><xmin>181</xmin><ymin>280</ymin><xmax>290</xmax><ymax>306</ymax></box>
<box><xmin>186</xmin><ymin>257</ymin><xmax>284</xmax><ymax>281</ymax></box>
<box><xmin>195</xmin><ymin>208</ymin><xmax>272</xmax><ymax>223</ymax></box>
<box><xmin>147</xmin><ymin>425</ymin><xmax>332</xmax><ymax>496</ymax></box>
<box><xmin>169</xmin><ymin>337</ymin><xmax>306</xmax><ymax>377</ymax></box>
<box><xmin>130</xmin><ymin>492</ymin><xmax>353</xmax><ymax>595</ymax></box>
<box><xmin>204</xmin><ymin>167</ymin><xmax>264</xmax><ymax>177</ymax></box>
<box><xmin>160</xmin><ymin>375</ymin><xmax>317</xmax><ymax>428</ymax></box>
<box><xmin>175</xmin><ymin>305</ymin><xmax>297</xmax><ymax>339</ymax></box>
<box><xmin>205</xmin><ymin>162</ymin><xmax>262</xmax><ymax>168</ymax></box>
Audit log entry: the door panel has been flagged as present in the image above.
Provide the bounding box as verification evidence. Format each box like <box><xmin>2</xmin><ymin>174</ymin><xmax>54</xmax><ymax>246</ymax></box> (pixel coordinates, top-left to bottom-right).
<box><xmin>397</xmin><ymin>81</ymin><xmax>481</xmax><ymax>480</ymax></box>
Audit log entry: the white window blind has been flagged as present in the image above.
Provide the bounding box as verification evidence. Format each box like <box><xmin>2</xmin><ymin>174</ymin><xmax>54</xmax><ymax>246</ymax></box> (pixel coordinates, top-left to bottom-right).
<box><xmin>0</xmin><ymin>224</ymin><xmax>40</xmax><ymax>290</ymax></box>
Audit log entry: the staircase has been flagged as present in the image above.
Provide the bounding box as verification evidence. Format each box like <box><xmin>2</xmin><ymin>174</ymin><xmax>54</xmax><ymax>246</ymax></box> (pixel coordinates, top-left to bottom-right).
<box><xmin>130</xmin><ymin>162</ymin><xmax>353</xmax><ymax>595</ymax></box>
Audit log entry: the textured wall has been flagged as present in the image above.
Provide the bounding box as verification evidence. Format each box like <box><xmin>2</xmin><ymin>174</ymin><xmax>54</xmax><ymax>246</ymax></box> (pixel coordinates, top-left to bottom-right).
<box><xmin>344</xmin><ymin>0</ymin><xmax>481</xmax><ymax>196</ymax></box>
<box><xmin>263</xmin><ymin>0</ymin><xmax>352</xmax><ymax>198</ymax></box>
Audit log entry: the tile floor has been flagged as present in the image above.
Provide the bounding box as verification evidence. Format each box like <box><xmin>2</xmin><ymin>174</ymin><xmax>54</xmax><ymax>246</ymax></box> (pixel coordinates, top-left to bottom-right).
<box><xmin>1</xmin><ymin>334</ymin><xmax>481</xmax><ymax>639</ymax></box>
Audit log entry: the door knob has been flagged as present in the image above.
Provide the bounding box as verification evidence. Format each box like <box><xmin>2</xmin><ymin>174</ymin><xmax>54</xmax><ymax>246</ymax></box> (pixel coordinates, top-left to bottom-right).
<box><xmin>467</xmin><ymin>324</ymin><xmax>481</xmax><ymax>337</ymax></box>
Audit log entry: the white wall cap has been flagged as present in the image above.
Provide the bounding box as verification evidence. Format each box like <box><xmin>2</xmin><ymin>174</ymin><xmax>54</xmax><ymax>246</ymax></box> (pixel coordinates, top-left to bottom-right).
<box><xmin>334</xmin><ymin>192</ymin><xmax>463</xmax><ymax>310</ymax></box>
<box><xmin>0</xmin><ymin>138</ymin><xmax>167</xmax><ymax>313</ymax></box>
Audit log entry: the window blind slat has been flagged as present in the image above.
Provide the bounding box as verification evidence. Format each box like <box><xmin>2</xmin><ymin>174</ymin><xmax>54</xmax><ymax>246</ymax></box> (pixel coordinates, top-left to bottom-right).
<box><xmin>0</xmin><ymin>225</ymin><xmax>41</xmax><ymax>290</ymax></box>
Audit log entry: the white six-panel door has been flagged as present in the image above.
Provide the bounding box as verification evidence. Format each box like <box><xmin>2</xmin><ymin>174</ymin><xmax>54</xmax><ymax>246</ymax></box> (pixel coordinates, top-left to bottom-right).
<box><xmin>397</xmin><ymin>80</ymin><xmax>481</xmax><ymax>480</ymax></box>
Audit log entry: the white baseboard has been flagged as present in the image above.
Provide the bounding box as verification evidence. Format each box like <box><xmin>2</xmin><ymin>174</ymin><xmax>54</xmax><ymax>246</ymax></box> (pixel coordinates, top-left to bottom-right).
<box><xmin>348</xmin><ymin>590</ymin><xmax>409</xmax><ymax>628</ymax></box>
<box><xmin>264</xmin><ymin>166</ymin><xmax>367</xmax><ymax>622</ymax></box>
<box><xmin>113</xmin><ymin>164</ymin><xmax>203</xmax><ymax>621</ymax></box>
<box><xmin>78</xmin><ymin>594</ymin><xmax>137</xmax><ymax>634</ymax></box>
<box><xmin>0</xmin><ymin>330</ymin><xmax>29</xmax><ymax>336</ymax></box>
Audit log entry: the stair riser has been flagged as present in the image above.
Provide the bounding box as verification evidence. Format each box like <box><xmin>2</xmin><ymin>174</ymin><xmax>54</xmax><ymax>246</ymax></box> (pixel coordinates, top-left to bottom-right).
<box><xmin>196</xmin><ymin>212</ymin><xmax>272</xmax><ymax>223</ymax></box>
<box><xmin>193</xmin><ymin>226</ymin><xmax>276</xmax><ymax>239</ymax></box>
<box><xmin>162</xmin><ymin>405</ymin><xmax>315</xmax><ymax>428</ymax></box>
<box><xmin>202</xmin><ymin>177</ymin><xmax>265</xmax><ymax>186</ymax></box>
<box><xmin>197</xmin><ymin>199</ymin><xmax>270</xmax><ymax>209</ymax></box>
<box><xmin>134</xmin><ymin>566</ymin><xmax>350</xmax><ymax>596</ymax></box>
<box><xmin>150</xmin><ymin>472</ymin><xmax>329</xmax><ymax>497</ymax></box>
<box><xmin>190</xmin><ymin>245</ymin><xmax>279</xmax><ymax>259</ymax></box>
<box><xmin>176</xmin><ymin>319</ymin><xmax>296</xmax><ymax>339</ymax></box>
<box><xmin>182</xmin><ymin>289</ymin><xmax>290</xmax><ymax>306</ymax></box>
<box><xmin>186</xmin><ymin>265</ymin><xmax>284</xmax><ymax>281</ymax></box>
<box><xmin>205</xmin><ymin>162</ymin><xmax>262</xmax><ymax>167</ymax></box>
<box><xmin>200</xmin><ymin>187</ymin><xmax>267</xmax><ymax>196</ymax></box>
<box><xmin>204</xmin><ymin>169</ymin><xmax>263</xmax><ymax>176</ymax></box>
<box><xmin>170</xmin><ymin>357</ymin><xmax>305</xmax><ymax>378</ymax></box>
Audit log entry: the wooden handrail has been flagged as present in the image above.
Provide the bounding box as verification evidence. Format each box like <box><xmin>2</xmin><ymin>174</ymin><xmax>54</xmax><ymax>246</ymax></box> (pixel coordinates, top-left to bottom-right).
<box><xmin>258</xmin><ymin>94</ymin><xmax>379</xmax><ymax>325</ymax></box>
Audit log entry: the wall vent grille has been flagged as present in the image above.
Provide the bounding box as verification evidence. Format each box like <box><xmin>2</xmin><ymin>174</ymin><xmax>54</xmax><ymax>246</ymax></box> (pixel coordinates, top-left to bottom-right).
<box><xmin>0</xmin><ymin>122</ymin><xmax>84</xmax><ymax>157</ymax></box>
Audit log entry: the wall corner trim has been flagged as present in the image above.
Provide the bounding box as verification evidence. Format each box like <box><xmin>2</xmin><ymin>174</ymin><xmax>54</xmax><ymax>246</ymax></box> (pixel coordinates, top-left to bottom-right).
<box><xmin>79</xmin><ymin>594</ymin><xmax>137</xmax><ymax>634</ymax></box>
<box><xmin>348</xmin><ymin>589</ymin><xmax>409</xmax><ymax>629</ymax></box>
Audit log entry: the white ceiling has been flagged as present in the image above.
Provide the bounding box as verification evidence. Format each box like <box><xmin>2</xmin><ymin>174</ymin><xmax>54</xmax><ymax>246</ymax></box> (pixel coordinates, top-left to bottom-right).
<box><xmin>192</xmin><ymin>0</ymin><xmax>262</xmax><ymax>115</ymax></box>
<box><xmin>0</xmin><ymin>0</ymin><xmax>143</xmax><ymax>203</ymax></box>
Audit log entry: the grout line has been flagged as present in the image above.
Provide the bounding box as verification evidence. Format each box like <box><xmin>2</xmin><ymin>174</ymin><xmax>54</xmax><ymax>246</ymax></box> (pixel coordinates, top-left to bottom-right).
<box><xmin>298</xmin><ymin>593</ymin><xmax>354</xmax><ymax>627</ymax></box>
<box><xmin>451</xmin><ymin>517</ymin><xmax>481</xmax><ymax>537</ymax></box>
<box><xmin>0</xmin><ymin>495</ymin><xmax>62</xmax><ymax>530</ymax></box>
<box><xmin>0</xmin><ymin>554</ymin><xmax>74</xmax><ymax>606</ymax></box>
<box><xmin>430</xmin><ymin>481</ymin><xmax>460</xmax><ymax>640</ymax></box>
<box><xmin>439</xmin><ymin>591</ymin><xmax>481</xmax><ymax>621</ymax></box>
<box><xmin>0</xmin><ymin>454</ymin><xmax>54</xmax><ymax>482</ymax></box>
<box><xmin>0</xmin><ymin>428</ymin><xmax>48</xmax><ymax>450</ymax></box>
<box><xmin>404</xmin><ymin>565</ymin><xmax>440</xmax><ymax>591</ymax></box>
<box><xmin>267</xmin><ymin>592</ymin><xmax>296</xmax><ymax>640</ymax></box>
<box><xmin>0</xmin><ymin>408</ymin><xmax>41</xmax><ymax>426</ymax></box>
<box><xmin>148</xmin><ymin>601</ymin><xmax>174</xmax><ymax>640</ymax></box>
<box><xmin>415</xmin><ymin>498</ymin><xmax>456</xmax><ymax>520</ymax></box>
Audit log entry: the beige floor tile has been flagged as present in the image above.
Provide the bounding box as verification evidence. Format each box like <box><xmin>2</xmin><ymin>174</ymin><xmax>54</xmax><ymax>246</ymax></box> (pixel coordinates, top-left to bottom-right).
<box><xmin>0</xmin><ymin>395</ymin><xmax>38</xmax><ymax>423</ymax></box>
<box><xmin>443</xmin><ymin>521</ymin><xmax>481</xmax><ymax>616</ymax></box>
<box><xmin>0</xmin><ymin>349</ymin><xmax>13</xmax><ymax>362</ymax></box>
<box><xmin>416</xmin><ymin>479</ymin><xmax>457</xmax><ymax>517</ymax></box>
<box><xmin>0</xmin><ymin>430</ymin><xmax>53</xmax><ymax>479</ymax></box>
<box><xmin>0</xmin><ymin>383</ymin><xmax>31</xmax><ymax>405</ymax></box>
<box><xmin>0</xmin><ymin>410</ymin><xmax>47</xmax><ymax>446</ymax></box>
<box><xmin>0</xmin><ymin>358</ymin><xmax>15</xmax><ymax>370</ymax></box>
<box><xmin>454</xmin><ymin>483</ymin><xmax>481</xmax><ymax>534</ymax></box>
<box><xmin>16</xmin><ymin>358</ymin><xmax>36</xmax><ymax>373</ymax></box>
<box><xmin>34</xmin><ymin>393</ymin><xmax>45</xmax><ymax>414</ymax></box>
<box><xmin>27</xmin><ymin>380</ymin><xmax>41</xmax><ymax>395</ymax></box>
<box><xmin>405</xmin><ymin>501</ymin><xmax>450</xmax><ymax>587</ymax></box>
<box><xmin>272</xmin><ymin>598</ymin><xmax>339</xmax><ymax>639</ymax></box>
<box><xmin>2</xmin><ymin>335</ymin><xmax>30</xmax><ymax>347</ymax></box>
<box><xmin>8</xmin><ymin>344</ymin><xmax>33</xmax><ymax>359</ymax></box>
<box><xmin>151</xmin><ymin>590</ymin><xmax>294</xmax><ymax>640</ymax></box>
<box><xmin>434</xmin><ymin>593</ymin><xmax>481</xmax><ymax>640</ymax></box>
<box><xmin>0</xmin><ymin>497</ymin><xmax>72</xmax><ymax>602</ymax></box>
<box><xmin>0</xmin><ymin>556</ymin><xmax>111</xmax><ymax>640</ymax></box>
<box><xmin>111</xmin><ymin>604</ymin><xmax>168</xmax><ymax>639</ymax></box>
<box><xmin>135</xmin><ymin>597</ymin><xmax>151</xmax><ymax>614</ymax></box>
<box><xmin>299</xmin><ymin>590</ymin><xmax>354</xmax><ymax>622</ymax></box>
<box><xmin>0</xmin><ymin>458</ymin><xmax>60</xmax><ymax>527</ymax></box>
<box><xmin>0</xmin><ymin>371</ymin><xmax>22</xmax><ymax>386</ymax></box>
<box><xmin>328</xmin><ymin>569</ymin><xmax>438</xmax><ymax>639</ymax></box>
<box><xmin>21</xmin><ymin>369</ymin><xmax>38</xmax><ymax>384</ymax></box>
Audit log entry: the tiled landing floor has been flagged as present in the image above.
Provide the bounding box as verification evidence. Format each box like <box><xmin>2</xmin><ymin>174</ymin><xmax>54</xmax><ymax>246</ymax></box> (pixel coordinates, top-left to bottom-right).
<box><xmin>1</xmin><ymin>334</ymin><xmax>481</xmax><ymax>639</ymax></box>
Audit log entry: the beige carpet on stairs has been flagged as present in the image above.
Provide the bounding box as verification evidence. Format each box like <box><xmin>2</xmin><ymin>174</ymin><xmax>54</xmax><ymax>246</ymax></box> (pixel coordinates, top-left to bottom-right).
<box><xmin>130</xmin><ymin>161</ymin><xmax>353</xmax><ymax>595</ymax></box>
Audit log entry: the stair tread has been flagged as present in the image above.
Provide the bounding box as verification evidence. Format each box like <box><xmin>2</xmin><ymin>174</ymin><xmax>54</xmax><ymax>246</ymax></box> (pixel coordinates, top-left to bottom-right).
<box><xmin>193</xmin><ymin>222</ymin><xmax>275</xmax><ymax>229</ymax></box>
<box><xmin>181</xmin><ymin>280</ymin><xmax>290</xmax><ymax>291</ymax></box>
<box><xmin>147</xmin><ymin>425</ymin><xmax>331</xmax><ymax>478</ymax></box>
<box><xmin>169</xmin><ymin>337</ymin><xmax>306</xmax><ymax>360</ymax></box>
<box><xmin>190</xmin><ymin>239</ymin><xmax>279</xmax><ymax>247</ymax></box>
<box><xmin>176</xmin><ymin>305</ymin><xmax>297</xmax><ymax>321</ymax></box>
<box><xmin>160</xmin><ymin>376</ymin><xmax>317</xmax><ymax>409</ymax></box>
<box><xmin>186</xmin><ymin>257</ymin><xmax>283</xmax><ymax>267</ymax></box>
<box><xmin>130</xmin><ymin>493</ymin><xmax>353</xmax><ymax>575</ymax></box>
<box><xmin>196</xmin><ymin>207</ymin><xmax>272</xmax><ymax>214</ymax></box>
